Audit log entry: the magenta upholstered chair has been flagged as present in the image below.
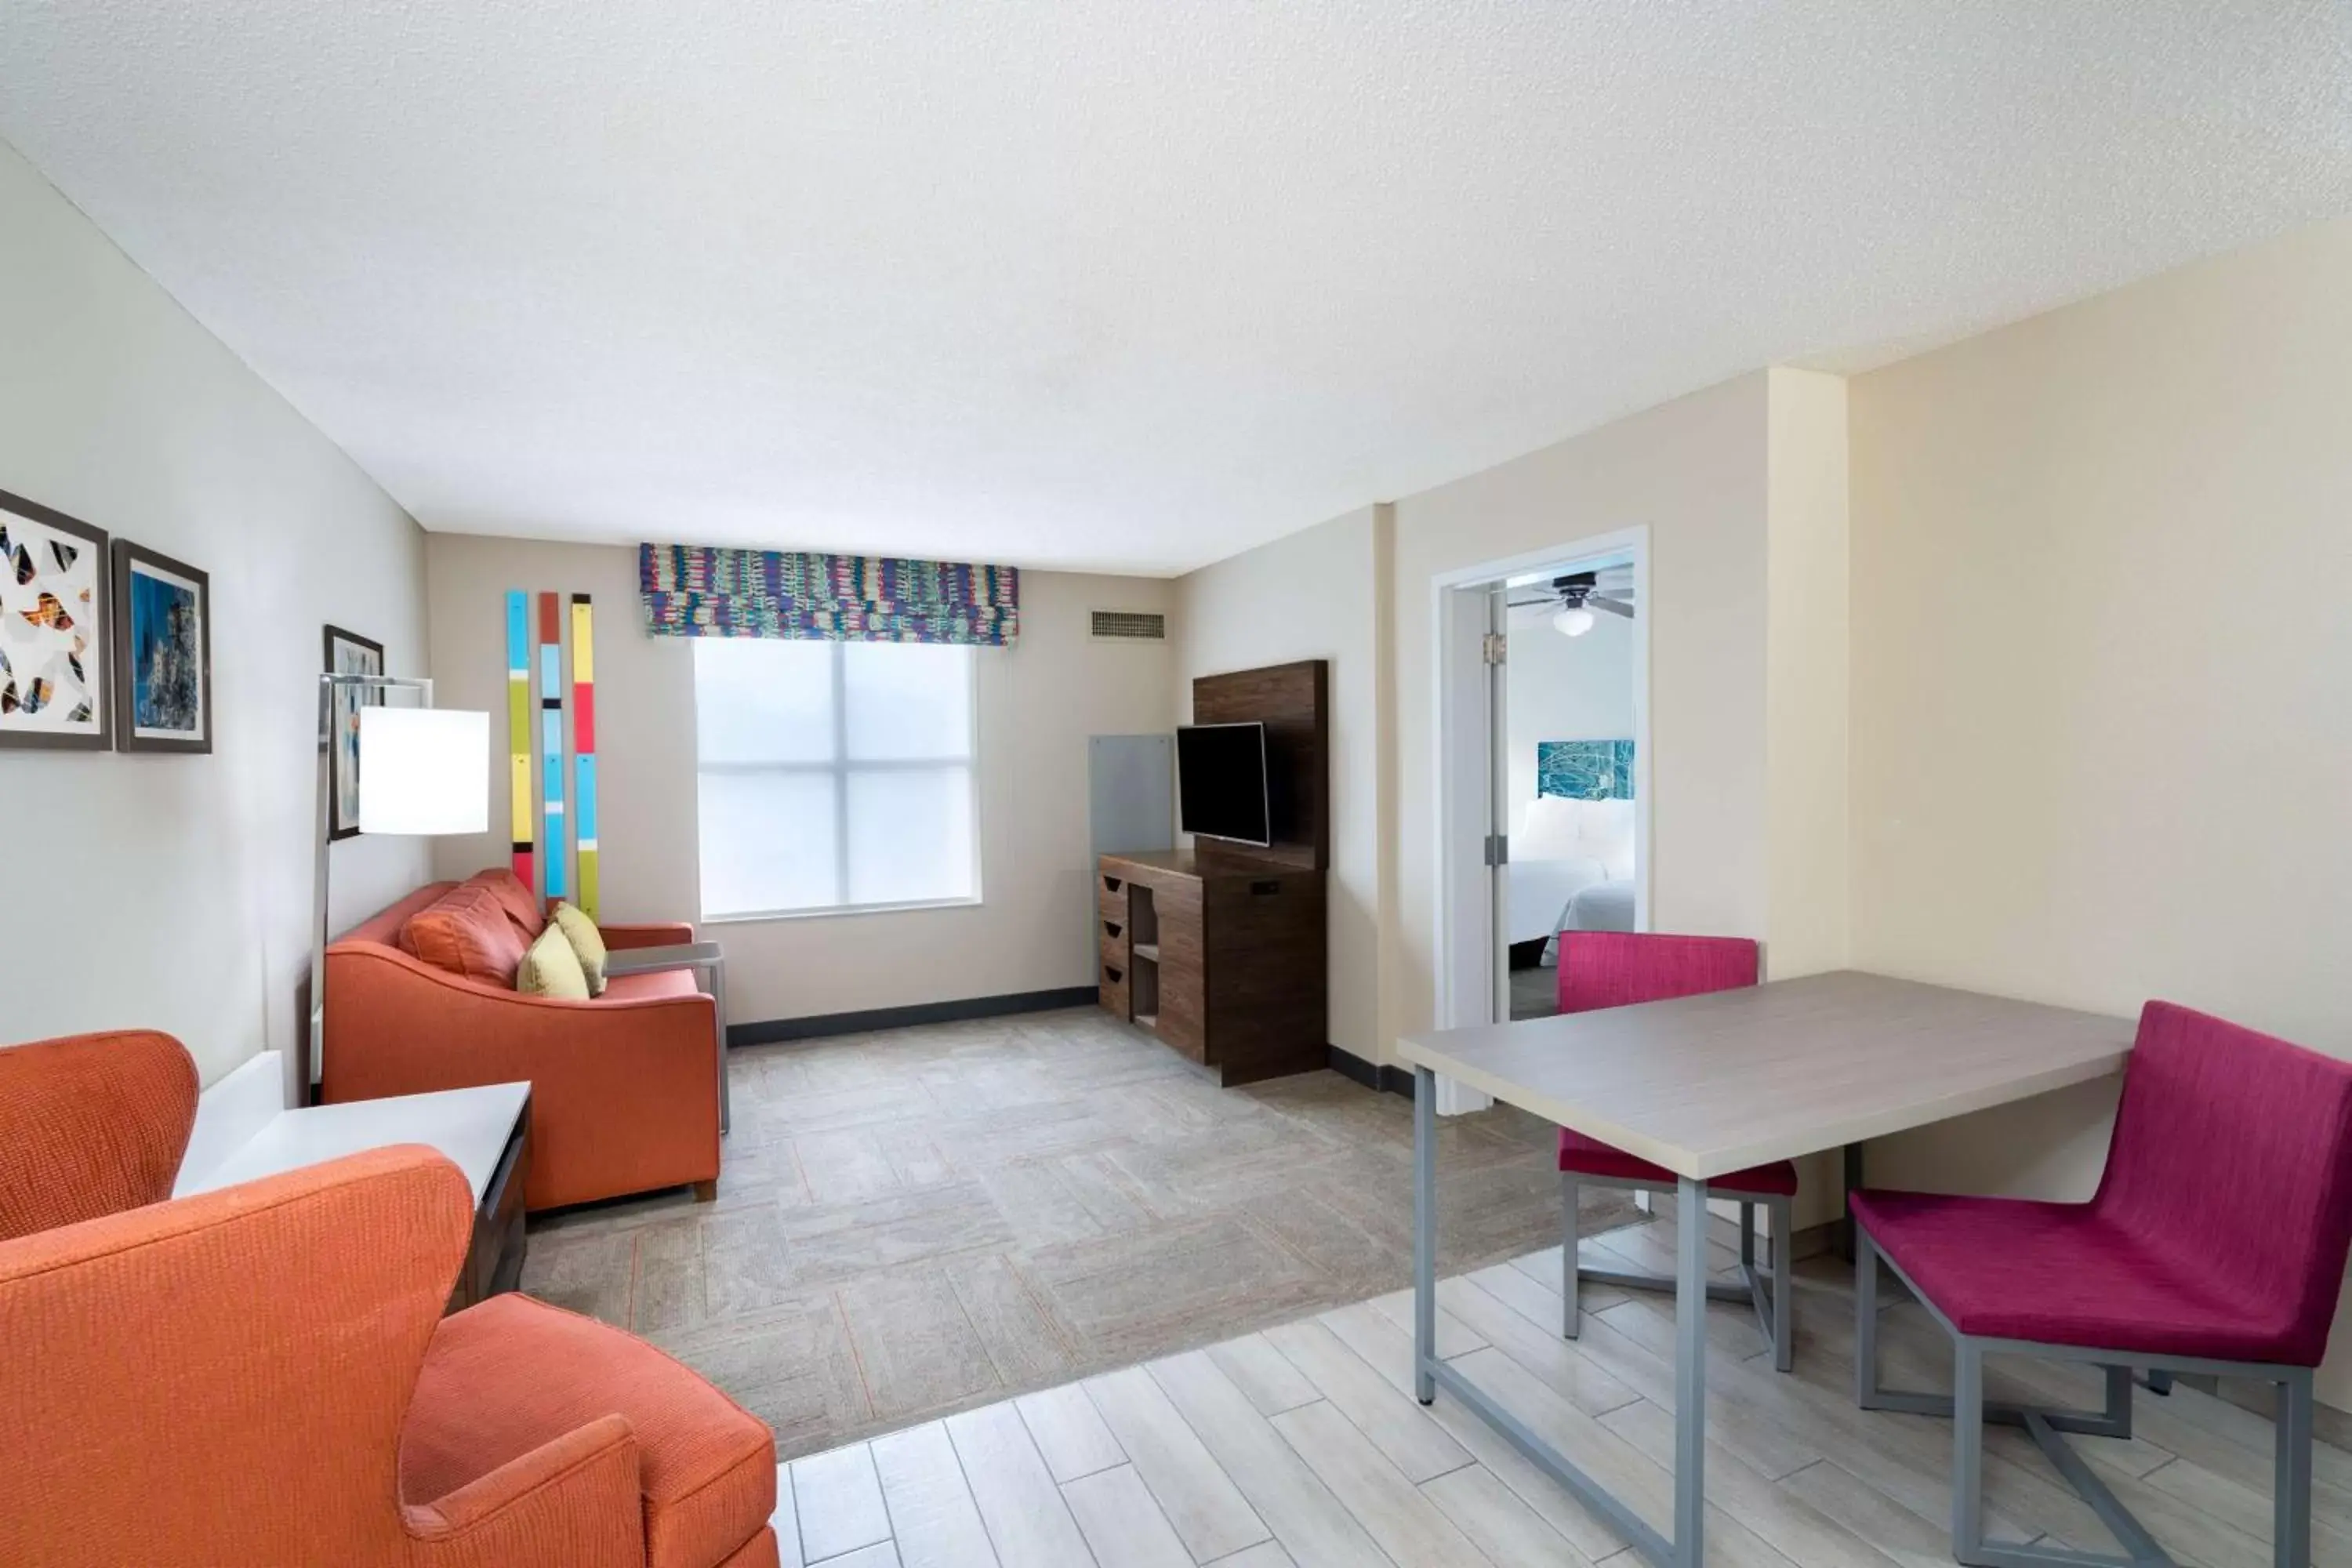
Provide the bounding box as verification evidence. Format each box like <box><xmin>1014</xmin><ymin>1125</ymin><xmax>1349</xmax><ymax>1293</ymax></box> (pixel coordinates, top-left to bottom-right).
<box><xmin>1854</xmin><ymin>1000</ymin><xmax>2352</xmax><ymax>1568</ymax></box>
<box><xmin>1554</xmin><ymin>931</ymin><xmax>1797</xmax><ymax>1370</ymax></box>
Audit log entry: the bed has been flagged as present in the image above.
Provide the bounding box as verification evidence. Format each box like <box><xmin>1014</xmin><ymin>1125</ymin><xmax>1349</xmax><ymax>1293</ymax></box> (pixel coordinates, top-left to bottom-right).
<box><xmin>1507</xmin><ymin>793</ymin><xmax>1635</xmax><ymax>960</ymax></box>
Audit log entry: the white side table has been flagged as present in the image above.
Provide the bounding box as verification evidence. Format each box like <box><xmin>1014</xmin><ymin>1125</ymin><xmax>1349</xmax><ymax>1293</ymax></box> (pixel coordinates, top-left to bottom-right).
<box><xmin>177</xmin><ymin>1068</ymin><xmax>532</xmax><ymax>1312</ymax></box>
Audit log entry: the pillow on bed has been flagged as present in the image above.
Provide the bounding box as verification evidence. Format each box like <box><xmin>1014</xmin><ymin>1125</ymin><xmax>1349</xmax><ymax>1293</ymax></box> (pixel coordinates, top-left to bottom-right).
<box><xmin>1519</xmin><ymin>796</ymin><xmax>1588</xmax><ymax>859</ymax></box>
<box><xmin>1578</xmin><ymin>798</ymin><xmax>1636</xmax><ymax>881</ymax></box>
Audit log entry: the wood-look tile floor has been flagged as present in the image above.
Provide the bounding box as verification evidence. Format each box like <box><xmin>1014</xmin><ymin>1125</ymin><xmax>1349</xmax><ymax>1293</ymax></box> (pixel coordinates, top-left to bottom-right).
<box><xmin>521</xmin><ymin>1007</ymin><xmax>1641</xmax><ymax>1458</ymax></box>
<box><xmin>771</xmin><ymin>1212</ymin><xmax>2350</xmax><ymax>1566</ymax></box>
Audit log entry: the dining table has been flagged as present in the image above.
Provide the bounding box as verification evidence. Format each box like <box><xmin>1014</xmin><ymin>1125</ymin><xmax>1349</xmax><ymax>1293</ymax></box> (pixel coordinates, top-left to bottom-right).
<box><xmin>1398</xmin><ymin>967</ymin><xmax>2135</xmax><ymax>1566</ymax></box>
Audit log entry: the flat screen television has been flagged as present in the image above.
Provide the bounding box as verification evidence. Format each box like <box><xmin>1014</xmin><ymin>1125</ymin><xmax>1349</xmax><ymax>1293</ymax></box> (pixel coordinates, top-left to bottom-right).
<box><xmin>1176</xmin><ymin>722</ymin><xmax>1272</xmax><ymax>848</ymax></box>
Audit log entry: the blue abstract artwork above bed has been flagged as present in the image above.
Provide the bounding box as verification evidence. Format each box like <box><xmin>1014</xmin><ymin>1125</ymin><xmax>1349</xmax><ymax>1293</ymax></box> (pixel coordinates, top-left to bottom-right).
<box><xmin>1537</xmin><ymin>739</ymin><xmax>1635</xmax><ymax>800</ymax></box>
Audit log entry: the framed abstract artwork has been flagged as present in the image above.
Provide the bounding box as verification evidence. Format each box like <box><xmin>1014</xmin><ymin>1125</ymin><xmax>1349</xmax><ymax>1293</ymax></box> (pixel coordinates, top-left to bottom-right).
<box><xmin>325</xmin><ymin>624</ymin><xmax>385</xmax><ymax>838</ymax></box>
<box><xmin>1536</xmin><ymin>738</ymin><xmax>1635</xmax><ymax>800</ymax></box>
<box><xmin>0</xmin><ymin>488</ymin><xmax>111</xmax><ymax>750</ymax></box>
<box><xmin>111</xmin><ymin>540</ymin><xmax>212</xmax><ymax>755</ymax></box>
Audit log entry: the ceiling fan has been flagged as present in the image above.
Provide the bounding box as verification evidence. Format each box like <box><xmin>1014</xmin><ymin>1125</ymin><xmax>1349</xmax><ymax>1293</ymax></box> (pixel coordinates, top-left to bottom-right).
<box><xmin>1507</xmin><ymin>568</ymin><xmax>1635</xmax><ymax>637</ymax></box>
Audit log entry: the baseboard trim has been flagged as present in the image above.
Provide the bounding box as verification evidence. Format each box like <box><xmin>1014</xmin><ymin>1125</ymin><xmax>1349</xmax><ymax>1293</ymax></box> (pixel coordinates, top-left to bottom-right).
<box><xmin>1328</xmin><ymin>1045</ymin><xmax>1416</xmax><ymax>1099</ymax></box>
<box><xmin>728</xmin><ymin>986</ymin><xmax>1100</xmax><ymax>1047</ymax></box>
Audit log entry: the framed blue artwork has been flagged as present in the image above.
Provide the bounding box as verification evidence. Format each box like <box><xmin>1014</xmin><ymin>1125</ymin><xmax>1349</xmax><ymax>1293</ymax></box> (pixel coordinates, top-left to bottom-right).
<box><xmin>1537</xmin><ymin>738</ymin><xmax>1634</xmax><ymax>799</ymax></box>
<box><xmin>110</xmin><ymin>539</ymin><xmax>212</xmax><ymax>754</ymax></box>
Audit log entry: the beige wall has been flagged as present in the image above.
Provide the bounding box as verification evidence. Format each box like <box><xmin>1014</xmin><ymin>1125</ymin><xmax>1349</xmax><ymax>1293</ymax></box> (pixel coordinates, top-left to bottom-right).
<box><xmin>1848</xmin><ymin>216</ymin><xmax>2352</xmax><ymax>1396</ymax></box>
<box><xmin>1384</xmin><ymin>372</ymin><xmax>1776</xmax><ymax>1066</ymax></box>
<box><xmin>1762</xmin><ymin>367</ymin><xmax>1852</xmax><ymax>981</ymax></box>
<box><xmin>0</xmin><ymin>140</ymin><xmax>429</xmax><ymax>1095</ymax></box>
<box><xmin>424</xmin><ymin>534</ymin><xmax>1175</xmax><ymax>1024</ymax></box>
<box><xmin>1378</xmin><ymin>369</ymin><xmax>1853</xmax><ymax>1224</ymax></box>
<box><xmin>1170</xmin><ymin>506</ymin><xmax>1385</xmax><ymax>1063</ymax></box>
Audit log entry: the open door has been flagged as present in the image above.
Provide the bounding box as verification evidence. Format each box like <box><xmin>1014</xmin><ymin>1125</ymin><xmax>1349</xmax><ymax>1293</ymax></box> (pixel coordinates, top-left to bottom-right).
<box><xmin>1485</xmin><ymin>583</ymin><xmax>1512</xmax><ymax>1027</ymax></box>
<box><xmin>1432</xmin><ymin>527</ymin><xmax>1650</xmax><ymax>1082</ymax></box>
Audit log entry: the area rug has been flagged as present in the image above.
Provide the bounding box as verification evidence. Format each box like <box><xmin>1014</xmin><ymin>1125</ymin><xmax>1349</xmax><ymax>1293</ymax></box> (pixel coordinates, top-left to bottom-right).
<box><xmin>523</xmin><ymin>1007</ymin><xmax>1643</xmax><ymax>1458</ymax></box>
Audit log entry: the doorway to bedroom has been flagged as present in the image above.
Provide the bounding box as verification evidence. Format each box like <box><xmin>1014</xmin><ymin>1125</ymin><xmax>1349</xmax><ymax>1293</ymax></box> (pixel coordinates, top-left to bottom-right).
<box><xmin>1431</xmin><ymin>524</ymin><xmax>1650</xmax><ymax>1107</ymax></box>
<box><xmin>1501</xmin><ymin>548</ymin><xmax>1640</xmax><ymax>1018</ymax></box>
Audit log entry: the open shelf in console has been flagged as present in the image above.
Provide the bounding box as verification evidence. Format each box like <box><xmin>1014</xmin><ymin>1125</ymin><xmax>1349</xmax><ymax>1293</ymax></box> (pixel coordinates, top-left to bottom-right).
<box><xmin>1128</xmin><ymin>884</ymin><xmax>1161</xmax><ymax>1025</ymax></box>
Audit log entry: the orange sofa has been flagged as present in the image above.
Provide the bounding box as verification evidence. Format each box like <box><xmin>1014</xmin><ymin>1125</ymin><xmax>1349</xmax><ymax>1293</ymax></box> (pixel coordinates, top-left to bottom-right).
<box><xmin>324</xmin><ymin>880</ymin><xmax>721</xmax><ymax>1210</ymax></box>
<box><xmin>0</xmin><ymin>1031</ymin><xmax>779</xmax><ymax>1568</ymax></box>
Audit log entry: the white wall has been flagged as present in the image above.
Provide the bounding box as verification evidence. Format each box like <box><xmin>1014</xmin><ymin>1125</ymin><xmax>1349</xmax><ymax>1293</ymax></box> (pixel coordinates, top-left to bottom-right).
<box><xmin>0</xmin><ymin>140</ymin><xmax>429</xmax><ymax>1095</ymax></box>
<box><xmin>423</xmin><ymin>534</ymin><xmax>1176</xmax><ymax>1025</ymax></box>
<box><xmin>1503</xmin><ymin>603</ymin><xmax>1635</xmax><ymax>838</ymax></box>
<box><xmin>1170</xmin><ymin>506</ymin><xmax>1384</xmax><ymax>1064</ymax></box>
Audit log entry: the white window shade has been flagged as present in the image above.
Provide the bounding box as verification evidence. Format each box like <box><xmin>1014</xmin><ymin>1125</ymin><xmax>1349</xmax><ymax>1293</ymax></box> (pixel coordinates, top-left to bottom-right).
<box><xmin>693</xmin><ymin>639</ymin><xmax>978</xmax><ymax>918</ymax></box>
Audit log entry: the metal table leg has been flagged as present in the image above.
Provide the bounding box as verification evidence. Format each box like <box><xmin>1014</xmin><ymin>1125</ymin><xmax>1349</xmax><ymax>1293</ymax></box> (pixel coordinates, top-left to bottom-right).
<box><xmin>1840</xmin><ymin>1141</ymin><xmax>1864</xmax><ymax>1261</ymax></box>
<box><xmin>1414</xmin><ymin>1065</ymin><xmax>1437</xmax><ymax>1404</ymax></box>
<box><xmin>1413</xmin><ymin>1065</ymin><xmax>1708</xmax><ymax>1566</ymax></box>
<box><xmin>1673</xmin><ymin>1175</ymin><xmax>1708</xmax><ymax>1563</ymax></box>
<box><xmin>710</xmin><ymin>957</ymin><xmax>730</xmax><ymax>1134</ymax></box>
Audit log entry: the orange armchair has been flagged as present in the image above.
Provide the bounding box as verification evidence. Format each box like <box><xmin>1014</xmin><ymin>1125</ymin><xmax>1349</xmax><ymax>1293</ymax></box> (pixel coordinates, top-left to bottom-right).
<box><xmin>324</xmin><ymin>883</ymin><xmax>720</xmax><ymax>1210</ymax></box>
<box><xmin>0</xmin><ymin>1144</ymin><xmax>779</xmax><ymax>1568</ymax></box>
<box><xmin>0</xmin><ymin>1028</ymin><xmax>196</xmax><ymax>1240</ymax></box>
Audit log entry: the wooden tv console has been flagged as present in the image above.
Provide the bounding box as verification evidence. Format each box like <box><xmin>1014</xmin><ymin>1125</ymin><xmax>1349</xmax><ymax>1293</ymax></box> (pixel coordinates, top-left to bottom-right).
<box><xmin>1096</xmin><ymin>849</ymin><xmax>1327</xmax><ymax>1086</ymax></box>
<box><xmin>1097</xmin><ymin>656</ymin><xmax>1331</xmax><ymax>1086</ymax></box>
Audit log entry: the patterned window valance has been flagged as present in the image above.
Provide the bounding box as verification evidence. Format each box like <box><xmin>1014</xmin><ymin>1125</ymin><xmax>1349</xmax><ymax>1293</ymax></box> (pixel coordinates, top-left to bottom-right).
<box><xmin>639</xmin><ymin>544</ymin><xmax>1020</xmax><ymax>646</ymax></box>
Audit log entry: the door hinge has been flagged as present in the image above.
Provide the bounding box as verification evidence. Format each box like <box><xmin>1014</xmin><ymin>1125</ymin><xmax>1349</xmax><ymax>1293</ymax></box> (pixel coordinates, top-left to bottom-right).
<box><xmin>1482</xmin><ymin>633</ymin><xmax>1508</xmax><ymax>666</ymax></box>
<box><xmin>1483</xmin><ymin>833</ymin><xmax>1509</xmax><ymax>868</ymax></box>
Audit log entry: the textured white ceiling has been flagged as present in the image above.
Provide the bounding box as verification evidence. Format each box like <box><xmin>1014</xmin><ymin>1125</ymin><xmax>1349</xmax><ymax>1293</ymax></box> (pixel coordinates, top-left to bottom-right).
<box><xmin>3</xmin><ymin>3</ymin><xmax>2348</xmax><ymax>575</ymax></box>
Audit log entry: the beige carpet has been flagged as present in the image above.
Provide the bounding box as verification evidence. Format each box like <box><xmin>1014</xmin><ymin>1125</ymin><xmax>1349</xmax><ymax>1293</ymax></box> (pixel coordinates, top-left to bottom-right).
<box><xmin>523</xmin><ymin>1006</ymin><xmax>1642</xmax><ymax>1459</ymax></box>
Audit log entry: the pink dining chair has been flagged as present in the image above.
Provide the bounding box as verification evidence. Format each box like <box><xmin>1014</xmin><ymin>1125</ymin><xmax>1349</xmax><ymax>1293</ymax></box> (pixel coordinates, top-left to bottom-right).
<box><xmin>1854</xmin><ymin>1000</ymin><xmax>2352</xmax><ymax>1568</ymax></box>
<box><xmin>1555</xmin><ymin>931</ymin><xmax>1796</xmax><ymax>1371</ymax></box>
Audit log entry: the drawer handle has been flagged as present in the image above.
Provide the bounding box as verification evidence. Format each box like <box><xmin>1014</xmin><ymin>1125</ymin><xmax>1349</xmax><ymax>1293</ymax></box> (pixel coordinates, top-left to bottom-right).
<box><xmin>1105</xmin><ymin>922</ymin><xmax>1123</xmax><ymax>939</ymax></box>
<box><xmin>1105</xmin><ymin>966</ymin><xmax>1123</xmax><ymax>984</ymax></box>
<box><xmin>1103</xmin><ymin>877</ymin><xmax>1123</xmax><ymax>893</ymax></box>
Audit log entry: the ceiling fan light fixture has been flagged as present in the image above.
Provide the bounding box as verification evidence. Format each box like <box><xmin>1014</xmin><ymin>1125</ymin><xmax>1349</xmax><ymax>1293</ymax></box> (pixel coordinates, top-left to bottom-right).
<box><xmin>1553</xmin><ymin>605</ymin><xmax>1595</xmax><ymax>637</ymax></box>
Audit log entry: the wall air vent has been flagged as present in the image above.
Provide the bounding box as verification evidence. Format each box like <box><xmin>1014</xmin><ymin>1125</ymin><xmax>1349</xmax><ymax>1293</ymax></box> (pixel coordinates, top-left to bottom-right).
<box><xmin>1090</xmin><ymin>610</ymin><xmax>1167</xmax><ymax>642</ymax></box>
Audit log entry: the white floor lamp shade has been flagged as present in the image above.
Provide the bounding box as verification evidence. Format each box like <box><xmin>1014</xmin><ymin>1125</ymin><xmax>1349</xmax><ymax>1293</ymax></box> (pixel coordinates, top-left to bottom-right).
<box><xmin>358</xmin><ymin>706</ymin><xmax>489</xmax><ymax>836</ymax></box>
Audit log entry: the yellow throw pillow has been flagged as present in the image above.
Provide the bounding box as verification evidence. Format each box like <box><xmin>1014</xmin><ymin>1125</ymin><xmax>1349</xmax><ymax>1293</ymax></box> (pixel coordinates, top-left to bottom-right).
<box><xmin>517</xmin><ymin>921</ymin><xmax>592</xmax><ymax>1000</ymax></box>
<box><xmin>550</xmin><ymin>901</ymin><xmax>609</xmax><ymax>996</ymax></box>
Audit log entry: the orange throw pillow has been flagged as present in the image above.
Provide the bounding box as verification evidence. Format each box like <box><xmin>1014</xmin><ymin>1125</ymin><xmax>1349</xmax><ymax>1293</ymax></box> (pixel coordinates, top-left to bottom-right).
<box><xmin>399</xmin><ymin>885</ymin><xmax>530</xmax><ymax>986</ymax></box>
<box><xmin>464</xmin><ymin>867</ymin><xmax>546</xmax><ymax>939</ymax></box>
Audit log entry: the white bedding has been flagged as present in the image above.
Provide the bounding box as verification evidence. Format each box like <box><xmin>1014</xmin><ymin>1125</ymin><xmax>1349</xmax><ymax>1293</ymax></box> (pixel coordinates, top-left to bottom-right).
<box><xmin>1566</xmin><ymin>878</ymin><xmax>1637</xmax><ymax>933</ymax></box>
<box><xmin>1507</xmin><ymin>795</ymin><xmax>1635</xmax><ymax>947</ymax></box>
<box><xmin>1508</xmin><ymin>854</ymin><xmax>1608</xmax><ymax>945</ymax></box>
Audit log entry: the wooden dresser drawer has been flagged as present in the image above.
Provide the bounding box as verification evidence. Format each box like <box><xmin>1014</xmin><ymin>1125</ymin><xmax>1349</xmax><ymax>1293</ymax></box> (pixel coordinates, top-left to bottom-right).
<box><xmin>1096</xmin><ymin>873</ymin><xmax>1129</xmax><ymax>924</ymax></box>
<box><xmin>1098</xmin><ymin>962</ymin><xmax>1130</xmax><ymax>1020</ymax></box>
<box><xmin>1099</xmin><ymin>920</ymin><xmax>1129</xmax><ymax>968</ymax></box>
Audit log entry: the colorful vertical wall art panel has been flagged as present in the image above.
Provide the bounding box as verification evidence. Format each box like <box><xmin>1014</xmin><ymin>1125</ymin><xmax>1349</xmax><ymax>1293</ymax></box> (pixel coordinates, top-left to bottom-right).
<box><xmin>538</xmin><ymin>592</ymin><xmax>567</xmax><ymax>900</ymax></box>
<box><xmin>506</xmin><ymin>591</ymin><xmax>534</xmax><ymax>889</ymax></box>
<box><xmin>504</xmin><ymin>587</ymin><xmax>604</xmax><ymax>910</ymax></box>
<box><xmin>570</xmin><ymin>593</ymin><xmax>599</xmax><ymax>919</ymax></box>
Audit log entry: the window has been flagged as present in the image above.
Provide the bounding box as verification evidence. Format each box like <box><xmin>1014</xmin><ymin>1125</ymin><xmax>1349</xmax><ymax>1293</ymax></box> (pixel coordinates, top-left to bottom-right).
<box><xmin>693</xmin><ymin>639</ymin><xmax>978</xmax><ymax>918</ymax></box>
